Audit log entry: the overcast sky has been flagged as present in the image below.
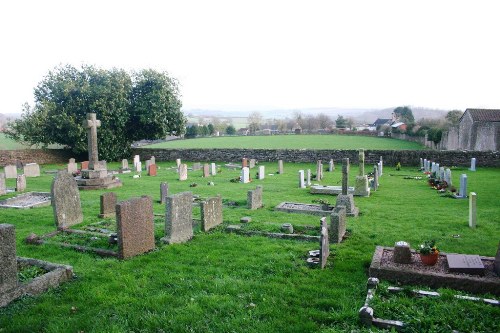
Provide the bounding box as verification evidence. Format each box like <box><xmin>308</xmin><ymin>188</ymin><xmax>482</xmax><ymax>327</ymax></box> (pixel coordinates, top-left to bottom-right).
<box><xmin>1</xmin><ymin>0</ymin><xmax>499</xmax><ymax>114</ymax></box>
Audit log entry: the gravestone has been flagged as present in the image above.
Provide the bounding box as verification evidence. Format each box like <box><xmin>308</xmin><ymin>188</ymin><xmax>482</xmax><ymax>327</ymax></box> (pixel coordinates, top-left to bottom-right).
<box><xmin>469</xmin><ymin>158</ymin><xmax>476</xmax><ymax>171</ymax></box>
<box><xmin>439</xmin><ymin>167</ymin><xmax>445</xmax><ymax>181</ymax></box>
<box><xmin>51</xmin><ymin>170</ymin><xmax>83</xmax><ymax>229</ymax></box>
<box><xmin>133</xmin><ymin>155</ymin><xmax>140</xmax><ymax>168</ymax></box>
<box><xmin>447</xmin><ymin>254</ymin><xmax>485</xmax><ymax>275</ymax></box>
<box><xmin>298</xmin><ymin>170</ymin><xmax>305</xmax><ymax>188</ymax></box>
<box><xmin>179</xmin><ymin>164</ymin><xmax>188</xmax><ymax>181</ymax></box>
<box><xmin>0</xmin><ymin>224</ymin><xmax>17</xmax><ymax>293</ymax></box>
<box><xmin>494</xmin><ymin>242</ymin><xmax>500</xmax><ymax>276</ymax></box>
<box><xmin>145</xmin><ymin>160</ymin><xmax>152</xmax><ymax>172</ymax></box>
<box><xmin>81</xmin><ymin>161</ymin><xmax>89</xmax><ymax>170</ymax></box>
<box><xmin>316</xmin><ymin>160</ymin><xmax>323</xmax><ymax>181</ymax></box>
<box><xmin>330</xmin><ymin>206</ymin><xmax>346</xmax><ymax>243</ymax></box>
<box><xmin>99</xmin><ymin>192</ymin><xmax>117</xmax><ymax>218</ymax></box>
<box><xmin>67</xmin><ymin>158</ymin><xmax>78</xmax><ymax>174</ymax></box>
<box><xmin>320</xmin><ymin>217</ymin><xmax>329</xmax><ymax>269</ymax></box>
<box><xmin>336</xmin><ymin>158</ymin><xmax>359</xmax><ymax>217</ymax></box>
<box><xmin>210</xmin><ymin>163</ymin><xmax>217</xmax><ymax>175</ymax></box>
<box><xmin>249</xmin><ymin>159</ymin><xmax>256</xmax><ymax>169</ymax></box>
<box><xmin>354</xmin><ymin>149</ymin><xmax>370</xmax><ymax>197</ymax></box>
<box><xmin>148</xmin><ymin>164</ymin><xmax>157</xmax><ymax>176</ymax></box>
<box><xmin>23</xmin><ymin>163</ymin><xmax>40</xmax><ymax>177</ymax></box>
<box><xmin>176</xmin><ymin>158</ymin><xmax>181</xmax><ymax>168</ymax></box>
<box><xmin>160</xmin><ymin>182</ymin><xmax>168</xmax><ymax>204</ymax></box>
<box><xmin>444</xmin><ymin>168</ymin><xmax>452</xmax><ymax>186</ymax></box>
<box><xmin>163</xmin><ymin>192</ymin><xmax>193</xmax><ymax>244</ymax></box>
<box><xmin>84</xmin><ymin>113</ymin><xmax>100</xmax><ymax>170</ymax></box>
<box><xmin>116</xmin><ymin>196</ymin><xmax>155</xmax><ymax>259</ymax></box>
<box><xmin>469</xmin><ymin>192</ymin><xmax>477</xmax><ymax>228</ymax></box>
<box><xmin>242</xmin><ymin>158</ymin><xmax>248</xmax><ymax>168</ymax></box>
<box><xmin>200</xmin><ymin>195</ymin><xmax>223</xmax><ymax>232</ymax></box>
<box><xmin>16</xmin><ymin>174</ymin><xmax>26</xmax><ymax>192</ymax></box>
<box><xmin>135</xmin><ymin>161</ymin><xmax>142</xmax><ymax>172</ymax></box>
<box><xmin>4</xmin><ymin>165</ymin><xmax>17</xmax><ymax>179</ymax></box>
<box><xmin>193</xmin><ymin>162</ymin><xmax>201</xmax><ymax>171</ymax></box>
<box><xmin>0</xmin><ymin>174</ymin><xmax>6</xmax><ymax>195</ymax></box>
<box><xmin>458</xmin><ymin>174</ymin><xmax>467</xmax><ymax>198</ymax></box>
<box><xmin>121</xmin><ymin>159</ymin><xmax>130</xmax><ymax>171</ymax></box>
<box><xmin>306</xmin><ymin>169</ymin><xmax>311</xmax><ymax>186</ymax></box>
<box><xmin>258</xmin><ymin>165</ymin><xmax>265</xmax><ymax>180</ymax></box>
<box><xmin>328</xmin><ymin>159</ymin><xmax>334</xmax><ymax>172</ymax></box>
<box><xmin>377</xmin><ymin>162</ymin><xmax>382</xmax><ymax>177</ymax></box>
<box><xmin>203</xmin><ymin>164</ymin><xmax>210</xmax><ymax>177</ymax></box>
<box><xmin>420</xmin><ymin>158</ymin><xmax>423</xmax><ymax>170</ymax></box>
<box><xmin>393</xmin><ymin>241</ymin><xmax>412</xmax><ymax>264</ymax></box>
<box><xmin>278</xmin><ymin>160</ymin><xmax>284</xmax><ymax>174</ymax></box>
<box><xmin>310</xmin><ymin>185</ymin><xmax>354</xmax><ymax>195</ymax></box>
<box><xmin>379</xmin><ymin>156</ymin><xmax>383</xmax><ymax>175</ymax></box>
<box><xmin>423</xmin><ymin>159</ymin><xmax>427</xmax><ymax>171</ymax></box>
<box><xmin>150</xmin><ymin>156</ymin><xmax>156</xmax><ymax>165</ymax></box>
<box><xmin>241</xmin><ymin>167</ymin><xmax>250</xmax><ymax>183</ymax></box>
<box><xmin>372</xmin><ymin>165</ymin><xmax>379</xmax><ymax>191</ymax></box>
<box><xmin>247</xmin><ymin>185</ymin><xmax>263</xmax><ymax>210</ymax></box>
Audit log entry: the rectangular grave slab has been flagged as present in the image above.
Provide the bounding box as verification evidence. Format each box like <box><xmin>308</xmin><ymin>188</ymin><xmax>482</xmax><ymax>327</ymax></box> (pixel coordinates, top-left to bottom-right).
<box><xmin>0</xmin><ymin>192</ymin><xmax>51</xmax><ymax>209</ymax></box>
<box><xmin>447</xmin><ymin>254</ymin><xmax>485</xmax><ymax>276</ymax></box>
<box><xmin>163</xmin><ymin>192</ymin><xmax>193</xmax><ymax>244</ymax></box>
<box><xmin>275</xmin><ymin>202</ymin><xmax>334</xmax><ymax>216</ymax></box>
<box><xmin>310</xmin><ymin>185</ymin><xmax>355</xmax><ymax>195</ymax></box>
<box><xmin>200</xmin><ymin>196</ymin><xmax>223</xmax><ymax>232</ymax></box>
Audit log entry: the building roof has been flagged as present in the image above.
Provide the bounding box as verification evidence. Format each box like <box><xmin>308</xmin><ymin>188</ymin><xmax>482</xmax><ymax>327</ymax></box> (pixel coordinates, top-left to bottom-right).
<box><xmin>463</xmin><ymin>109</ymin><xmax>500</xmax><ymax>122</ymax></box>
<box><xmin>372</xmin><ymin>118</ymin><xmax>392</xmax><ymax>126</ymax></box>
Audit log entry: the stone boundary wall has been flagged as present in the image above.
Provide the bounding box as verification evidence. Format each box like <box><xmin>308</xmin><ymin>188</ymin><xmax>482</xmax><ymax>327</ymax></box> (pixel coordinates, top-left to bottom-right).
<box><xmin>0</xmin><ymin>150</ymin><xmax>77</xmax><ymax>167</ymax></box>
<box><xmin>133</xmin><ymin>148</ymin><xmax>500</xmax><ymax>167</ymax></box>
<box><xmin>391</xmin><ymin>133</ymin><xmax>436</xmax><ymax>149</ymax></box>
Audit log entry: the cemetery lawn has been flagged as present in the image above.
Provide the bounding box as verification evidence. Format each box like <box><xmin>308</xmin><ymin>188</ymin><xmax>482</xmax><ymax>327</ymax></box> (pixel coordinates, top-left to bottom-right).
<box><xmin>0</xmin><ymin>133</ymin><xmax>63</xmax><ymax>150</ymax></box>
<box><xmin>146</xmin><ymin>134</ymin><xmax>427</xmax><ymax>150</ymax></box>
<box><xmin>1</xmin><ymin>161</ymin><xmax>499</xmax><ymax>332</ymax></box>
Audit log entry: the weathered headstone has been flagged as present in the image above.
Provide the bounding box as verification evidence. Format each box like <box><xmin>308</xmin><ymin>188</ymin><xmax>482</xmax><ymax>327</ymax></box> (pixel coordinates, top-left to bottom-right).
<box><xmin>23</xmin><ymin>163</ymin><xmax>40</xmax><ymax>177</ymax></box>
<box><xmin>67</xmin><ymin>158</ymin><xmax>78</xmax><ymax>174</ymax></box>
<box><xmin>278</xmin><ymin>160</ymin><xmax>284</xmax><ymax>174</ymax></box>
<box><xmin>0</xmin><ymin>224</ymin><xmax>17</xmax><ymax>293</ymax></box>
<box><xmin>242</xmin><ymin>158</ymin><xmax>248</xmax><ymax>168</ymax></box>
<box><xmin>99</xmin><ymin>192</ymin><xmax>117</xmax><ymax>218</ymax></box>
<box><xmin>160</xmin><ymin>182</ymin><xmax>169</xmax><ymax>204</ymax></box>
<box><xmin>469</xmin><ymin>192</ymin><xmax>477</xmax><ymax>228</ymax></box>
<box><xmin>330</xmin><ymin>206</ymin><xmax>346</xmax><ymax>243</ymax></box>
<box><xmin>341</xmin><ymin>158</ymin><xmax>349</xmax><ymax>195</ymax></box>
<box><xmin>393</xmin><ymin>241</ymin><xmax>412</xmax><ymax>264</ymax></box>
<box><xmin>16</xmin><ymin>174</ymin><xmax>26</xmax><ymax>192</ymax></box>
<box><xmin>298</xmin><ymin>170</ymin><xmax>305</xmax><ymax>188</ymax></box>
<box><xmin>3</xmin><ymin>165</ymin><xmax>17</xmax><ymax>179</ymax></box>
<box><xmin>469</xmin><ymin>158</ymin><xmax>476</xmax><ymax>171</ymax></box>
<box><xmin>148</xmin><ymin>164</ymin><xmax>157</xmax><ymax>176</ymax></box>
<box><xmin>258</xmin><ymin>165</ymin><xmax>265</xmax><ymax>180</ymax></box>
<box><xmin>51</xmin><ymin>170</ymin><xmax>83</xmax><ymax>229</ymax></box>
<box><xmin>135</xmin><ymin>161</ymin><xmax>142</xmax><ymax>172</ymax></box>
<box><xmin>81</xmin><ymin>161</ymin><xmax>89</xmax><ymax>170</ymax></box>
<box><xmin>210</xmin><ymin>163</ymin><xmax>217</xmax><ymax>175</ymax></box>
<box><xmin>0</xmin><ymin>174</ymin><xmax>6</xmax><ymax>195</ymax></box>
<box><xmin>306</xmin><ymin>169</ymin><xmax>311</xmax><ymax>186</ymax></box>
<box><xmin>116</xmin><ymin>196</ymin><xmax>155</xmax><ymax>259</ymax></box>
<box><xmin>163</xmin><ymin>192</ymin><xmax>193</xmax><ymax>244</ymax></box>
<box><xmin>203</xmin><ymin>164</ymin><xmax>210</xmax><ymax>177</ymax></box>
<box><xmin>336</xmin><ymin>158</ymin><xmax>359</xmax><ymax>217</ymax></box>
<box><xmin>179</xmin><ymin>164</ymin><xmax>188</xmax><ymax>181</ymax></box>
<box><xmin>458</xmin><ymin>174</ymin><xmax>467</xmax><ymax>198</ymax></box>
<box><xmin>320</xmin><ymin>217</ymin><xmax>329</xmax><ymax>269</ymax></box>
<box><xmin>328</xmin><ymin>159</ymin><xmax>334</xmax><ymax>172</ymax></box>
<box><xmin>316</xmin><ymin>160</ymin><xmax>323</xmax><ymax>181</ymax></box>
<box><xmin>200</xmin><ymin>195</ymin><xmax>223</xmax><ymax>232</ymax></box>
<box><xmin>145</xmin><ymin>160</ymin><xmax>152</xmax><ymax>172</ymax></box>
<box><xmin>247</xmin><ymin>185</ymin><xmax>263</xmax><ymax>209</ymax></box>
<box><xmin>241</xmin><ymin>167</ymin><xmax>250</xmax><ymax>183</ymax></box>
<box><xmin>249</xmin><ymin>159</ymin><xmax>256</xmax><ymax>169</ymax></box>
<box><xmin>193</xmin><ymin>162</ymin><xmax>201</xmax><ymax>171</ymax></box>
<box><xmin>150</xmin><ymin>156</ymin><xmax>156</xmax><ymax>165</ymax></box>
<box><xmin>446</xmin><ymin>254</ymin><xmax>485</xmax><ymax>275</ymax></box>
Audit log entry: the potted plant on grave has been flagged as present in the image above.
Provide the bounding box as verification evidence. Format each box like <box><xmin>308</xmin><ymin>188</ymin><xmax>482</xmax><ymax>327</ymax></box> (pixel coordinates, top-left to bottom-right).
<box><xmin>417</xmin><ymin>240</ymin><xmax>439</xmax><ymax>265</ymax></box>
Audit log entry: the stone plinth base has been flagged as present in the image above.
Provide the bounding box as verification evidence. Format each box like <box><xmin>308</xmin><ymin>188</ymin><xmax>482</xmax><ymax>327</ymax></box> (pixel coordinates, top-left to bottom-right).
<box><xmin>77</xmin><ymin>176</ymin><xmax>122</xmax><ymax>190</ymax></box>
<box><xmin>335</xmin><ymin>194</ymin><xmax>359</xmax><ymax>217</ymax></box>
<box><xmin>354</xmin><ymin>176</ymin><xmax>370</xmax><ymax>197</ymax></box>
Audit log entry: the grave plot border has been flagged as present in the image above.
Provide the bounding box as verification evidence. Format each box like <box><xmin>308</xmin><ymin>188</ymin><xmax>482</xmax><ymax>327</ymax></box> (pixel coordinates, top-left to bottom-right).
<box><xmin>275</xmin><ymin>202</ymin><xmax>335</xmax><ymax>216</ymax></box>
<box><xmin>369</xmin><ymin>246</ymin><xmax>500</xmax><ymax>296</ymax></box>
<box><xmin>0</xmin><ymin>192</ymin><xmax>51</xmax><ymax>209</ymax></box>
<box><xmin>225</xmin><ymin>225</ymin><xmax>319</xmax><ymax>242</ymax></box>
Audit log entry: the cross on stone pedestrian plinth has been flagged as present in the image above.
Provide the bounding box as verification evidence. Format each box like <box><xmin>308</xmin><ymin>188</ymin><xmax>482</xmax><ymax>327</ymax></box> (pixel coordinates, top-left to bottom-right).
<box><xmin>342</xmin><ymin>158</ymin><xmax>350</xmax><ymax>195</ymax></box>
<box><xmin>84</xmin><ymin>113</ymin><xmax>101</xmax><ymax>170</ymax></box>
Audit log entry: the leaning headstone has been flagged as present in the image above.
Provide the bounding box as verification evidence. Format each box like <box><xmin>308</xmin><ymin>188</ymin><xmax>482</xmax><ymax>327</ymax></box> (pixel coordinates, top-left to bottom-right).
<box><xmin>458</xmin><ymin>174</ymin><xmax>467</xmax><ymax>198</ymax></box>
<box><xmin>67</xmin><ymin>158</ymin><xmax>78</xmax><ymax>174</ymax></box>
<box><xmin>4</xmin><ymin>165</ymin><xmax>17</xmax><ymax>179</ymax></box>
<box><xmin>179</xmin><ymin>164</ymin><xmax>188</xmax><ymax>181</ymax></box>
<box><xmin>278</xmin><ymin>160</ymin><xmax>284</xmax><ymax>174</ymax></box>
<box><xmin>330</xmin><ymin>206</ymin><xmax>346</xmax><ymax>243</ymax></box>
<box><xmin>51</xmin><ymin>170</ymin><xmax>83</xmax><ymax>229</ymax></box>
<box><xmin>469</xmin><ymin>158</ymin><xmax>476</xmax><ymax>171</ymax></box>
<box><xmin>148</xmin><ymin>164</ymin><xmax>157</xmax><ymax>176</ymax></box>
<box><xmin>16</xmin><ymin>174</ymin><xmax>26</xmax><ymax>192</ymax></box>
<box><xmin>162</xmin><ymin>192</ymin><xmax>193</xmax><ymax>244</ymax></box>
<box><xmin>258</xmin><ymin>165</ymin><xmax>265</xmax><ymax>180</ymax></box>
<box><xmin>316</xmin><ymin>160</ymin><xmax>323</xmax><ymax>181</ymax></box>
<box><xmin>0</xmin><ymin>174</ymin><xmax>6</xmax><ymax>195</ymax></box>
<box><xmin>469</xmin><ymin>192</ymin><xmax>477</xmax><ymax>228</ymax></box>
<box><xmin>298</xmin><ymin>170</ymin><xmax>305</xmax><ymax>188</ymax></box>
<box><xmin>99</xmin><ymin>192</ymin><xmax>117</xmax><ymax>218</ymax></box>
<box><xmin>328</xmin><ymin>159</ymin><xmax>334</xmax><ymax>172</ymax></box>
<box><xmin>249</xmin><ymin>159</ymin><xmax>256</xmax><ymax>169</ymax></box>
<box><xmin>319</xmin><ymin>217</ymin><xmax>329</xmax><ymax>269</ymax></box>
<box><xmin>494</xmin><ymin>242</ymin><xmax>500</xmax><ymax>276</ymax></box>
<box><xmin>393</xmin><ymin>241</ymin><xmax>412</xmax><ymax>264</ymax></box>
<box><xmin>0</xmin><ymin>224</ymin><xmax>17</xmax><ymax>293</ymax></box>
<box><xmin>116</xmin><ymin>196</ymin><xmax>155</xmax><ymax>259</ymax></box>
<box><xmin>200</xmin><ymin>195</ymin><xmax>223</xmax><ymax>232</ymax></box>
<box><xmin>210</xmin><ymin>163</ymin><xmax>217</xmax><ymax>175</ymax></box>
<box><xmin>23</xmin><ymin>163</ymin><xmax>40</xmax><ymax>177</ymax></box>
<box><xmin>306</xmin><ymin>169</ymin><xmax>311</xmax><ymax>186</ymax></box>
<box><xmin>247</xmin><ymin>185</ymin><xmax>263</xmax><ymax>209</ymax></box>
<box><xmin>354</xmin><ymin>149</ymin><xmax>370</xmax><ymax>197</ymax></box>
<box><xmin>203</xmin><ymin>164</ymin><xmax>210</xmax><ymax>177</ymax></box>
<box><xmin>241</xmin><ymin>167</ymin><xmax>250</xmax><ymax>183</ymax></box>
<box><xmin>160</xmin><ymin>182</ymin><xmax>168</xmax><ymax>204</ymax></box>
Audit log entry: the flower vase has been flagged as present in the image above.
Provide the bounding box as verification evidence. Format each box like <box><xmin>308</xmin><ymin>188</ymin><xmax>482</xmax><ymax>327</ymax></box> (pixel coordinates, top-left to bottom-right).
<box><xmin>419</xmin><ymin>252</ymin><xmax>439</xmax><ymax>266</ymax></box>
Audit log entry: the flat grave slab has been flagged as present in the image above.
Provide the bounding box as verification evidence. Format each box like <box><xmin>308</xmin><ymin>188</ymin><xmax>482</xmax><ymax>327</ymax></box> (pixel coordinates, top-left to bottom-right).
<box><xmin>275</xmin><ymin>202</ymin><xmax>334</xmax><ymax>216</ymax></box>
<box><xmin>310</xmin><ymin>185</ymin><xmax>355</xmax><ymax>195</ymax></box>
<box><xmin>0</xmin><ymin>192</ymin><xmax>51</xmax><ymax>209</ymax></box>
<box><xmin>447</xmin><ymin>254</ymin><xmax>485</xmax><ymax>276</ymax></box>
<box><xmin>225</xmin><ymin>163</ymin><xmax>241</xmax><ymax>170</ymax></box>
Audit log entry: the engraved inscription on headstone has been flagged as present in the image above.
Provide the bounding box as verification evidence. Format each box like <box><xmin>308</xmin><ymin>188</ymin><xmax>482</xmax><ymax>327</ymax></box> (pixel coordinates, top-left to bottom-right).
<box><xmin>446</xmin><ymin>254</ymin><xmax>485</xmax><ymax>275</ymax></box>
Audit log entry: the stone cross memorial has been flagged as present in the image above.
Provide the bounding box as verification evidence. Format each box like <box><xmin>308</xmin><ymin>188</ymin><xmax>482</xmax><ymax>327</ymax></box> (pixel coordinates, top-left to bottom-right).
<box><xmin>354</xmin><ymin>149</ymin><xmax>370</xmax><ymax>197</ymax></box>
<box><xmin>335</xmin><ymin>158</ymin><xmax>359</xmax><ymax>217</ymax></box>
<box><xmin>84</xmin><ymin>113</ymin><xmax>101</xmax><ymax>170</ymax></box>
<box><xmin>341</xmin><ymin>158</ymin><xmax>349</xmax><ymax>195</ymax></box>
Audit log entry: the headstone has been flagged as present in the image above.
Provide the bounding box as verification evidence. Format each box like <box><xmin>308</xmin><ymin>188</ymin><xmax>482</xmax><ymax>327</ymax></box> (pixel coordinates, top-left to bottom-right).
<box><xmin>420</xmin><ymin>158</ymin><xmax>424</xmax><ymax>170</ymax></box>
<box><xmin>121</xmin><ymin>159</ymin><xmax>129</xmax><ymax>170</ymax></box>
<box><xmin>393</xmin><ymin>241</ymin><xmax>412</xmax><ymax>264</ymax></box>
<box><xmin>328</xmin><ymin>159</ymin><xmax>334</xmax><ymax>172</ymax></box>
<box><xmin>83</xmin><ymin>113</ymin><xmax>101</xmax><ymax>170</ymax></box>
<box><xmin>494</xmin><ymin>242</ymin><xmax>500</xmax><ymax>276</ymax></box>
<box><xmin>354</xmin><ymin>150</ymin><xmax>370</xmax><ymax>197</ymax></box>
<box><xmin>23</xmin><ymin>163</ymin><xmax>40</xmax><ymax>177</ymax></box>
<box><xmin>193</xmin><ymin>162</ymin><xmax>201</xmax><ymax>171</ymax></box>
<box><xmin>249</xmin><ymin>159</ymin><xmax>256</xmax><ymax>169</ymax></box>
<box><xmin>4</xmin><ymin>165</ymin><xmax>17</xmax><ymax>179</ymax></box>
<box><xmin>458</xmin><ymin>174</ymin><xmax>467</xmax><ymax>198</ymax></box>
<box><xmin>179</xmin><ymin>164</ymin><xmax>188</xmax><ymax>181</ymax></box>
<box><xmin>242</xmin><ymin>158</ymin><xmax>248</xmax><ymax>168</ymax></box>
<box><xmin>99</xmin><ymin>192</ymin><xmax>117</xmax><ymax>218</ymax></box>
<box><xmin>306</xmin><ymin>169</ymin><xmax>311</xmax><ymax>186</ymax></box>
<box><xmin>298</xmin><ymin>170</ymin><xmax>305</xmax><ymax>188</ymax></box>
<box><xmin>210</xmin><ymin>163</ymin><xmax>217</xmax><ymax>175</ymax></box>
<box><xmin>16</xmin><ymin>174</ymin><xmax>26</xmax><ymax>192</ymax></box>
<box><xmin>247</xmin><ymin>185</ymin><xmax>263</xmax><ymax>209</ymax></box>
<box><xmin>148</xmin><ymin>164</ymin><xmax>157</xmax><ymax>176</ymax></box>
<box><xmin>145</xmin><ymin>160</ymin><xmax>152</xmax><ymax>172</ymax></box>
<box><xmin>133</xmin><ymin>155</ymin><xmax>140</xmax><ymax>168</ymax></box>
<box><xmin>0</xmin><ymin>224</ymin><xmax>17</xmax><ymax>293</ymax></box>
<box><xmin>444</xmin><ymin>168</ymin><xmax>452</xmax><ymax>186</ymax></box>
<box><xmin>379</xmin><ymin>156</ymin><xmax>383</xmax><ymax>175</ymax></box>
<box><xmin>0</xmin><ymin>174</ymin><xmax>6</xmax><ymax>195</ymax></box>
<box><xmin>330</xmin><ymin>206</ymin><xmax>346</xmax><ymax>243</ymax></box>
<box><xmin>358</xmin><ymin>149</ymin><xmax>365</xmax><ymax>176</ymax></box>
<box><xmin>150</xmin><ymin>156</ymin><xmax>156</xmax><ymax>165</ymax></box>
<box><xmin>446</xmin><ymin>254</ymin><xmax>485</xmax><ymax>275</ymax></box>
<box><xmin>431</xmin><ymin>162</ymin><xmax>436</xmax><ymax>174</ymax></box>
<box><xmin>281</xmin><ymin>223</ymin><xmax>294</xmax><ymax>234</ymax></box>
<box><xmin>81</xmin><ymin>161</ymin><xmax>89</xmax><ymax>170</ymax></box>
<box><xmin>258</xmin><ymin>165</ymin><xmax>265</xmax><ymax>180</ymax></box>
<box><xmin>372</xmin><ymin>165</ymin><xmax>379</xmax><ymax>191</ymax></box>
<box><xmin>319</xmin><ymin>217</ymin><xmax>329</xmax><ymax>269</ymax></box>
<box><xmin>203</xmin><ymin>164</ymin><xmax>210</xmax><ymax>177</ymax></box>
<box><xmin>316</xmin><ymin>160</ymin><xmax>323</xmax><ymax>181</ymax></box>
<box><xmin>439</xmin><ymin>167</ymin><xmax>445</xmax><ymax>181</ymax></box>
<box><xmin>200</xmin><ymin>195</ymin><xmax>223</xmax><ymax>232</ymax></box>
<box><xmin>116</xmin><ymin>196</ymin><xmax>155</xmax><ymax>259</ymax></box>
<box><xmin>469</xmin><ymin>192</ymin><xmax>477</xmax><ymax>228</ymax></box>
<box><xmin>469</xmin><ymin>158</ymin><xmax>476</xmax><ymax>171</ymax></box>
<box><xmin>423</xmin><ymin>159</ymin><xmax>427</xmax><ymax>171</ymax></box>
<box><xmin>341</xmin><ymin>158</ymin><xmax>349</xmax><ymax>195</ymax></box>
<box><xmin>278</xmin><ymin>160</ymin><xmax>284</xmax><ymax>174</ymax></box>
<box><xmin>135</xmin><ymin>161</ymin><xmax>142</xmax><ymax>172</ymax></box>
<box><xmin>176</xmin><ymin>158</ymin><xmax>181</xmax><ymax>168</ymax></box>
<box><xmin>51</xmin><ymin>170</ymin><xmax>83</xmax><ymax>229</ymax></box>
<box><xmin>160</xmin><ymin>182</ymin><xmax>168</xmax><ymax>204</ymax></box>
<box><xmin>241</xmin><ymin>167</ymin><xmax>250</xmax><ymax>183</ymax></box>
<box><xmin>67</xmin><ymin>158</ymin><xmax>78</xmax><ymax>174</ymax></box>
<box><xmin>163</xmin><ymin>192</ymin><xmax>193</xmax><ymax>244</ymax></box>
<box><xmin>377</xmin><ymin>162</ymin><xmax>382</xmax><ymax>177</ymax></box>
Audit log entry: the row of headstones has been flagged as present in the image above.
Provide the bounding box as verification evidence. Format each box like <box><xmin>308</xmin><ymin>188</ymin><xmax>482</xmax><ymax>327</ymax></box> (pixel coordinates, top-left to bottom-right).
<box><xmin>0</xmin><ymin>173</ymin><xmax>27</xmax><ymax>195</ymax></box>
<box><xmin>2</xmin><ymin>163</ymin><xmax>40</xmax><ymax>178</ymax></box>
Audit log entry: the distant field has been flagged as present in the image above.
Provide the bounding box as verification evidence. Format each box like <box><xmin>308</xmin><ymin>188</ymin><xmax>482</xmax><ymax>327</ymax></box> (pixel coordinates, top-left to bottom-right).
<box><xmin>0</xmin><ymin>133</ymin><xmax>62</xmax><ymax>150</ymax></box>
<box><xmin>146</xmin><ymin>134</ymin><xmax>427</xmax><ymax>150</ymax></box>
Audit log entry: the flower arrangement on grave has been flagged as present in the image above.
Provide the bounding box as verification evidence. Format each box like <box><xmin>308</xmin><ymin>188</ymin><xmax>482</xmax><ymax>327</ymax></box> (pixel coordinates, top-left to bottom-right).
<box><xmin>417</xmin><ymin>240</ymin><xmax>439</xmax><ymax>265</ymax></box>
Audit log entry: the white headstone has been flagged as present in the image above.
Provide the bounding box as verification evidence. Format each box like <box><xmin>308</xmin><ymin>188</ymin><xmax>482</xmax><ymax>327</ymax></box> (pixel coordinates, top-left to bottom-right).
<box><xmin>469</xmin><ymin>192</ymin><xmax>477</xmax><ymax>228</ymax></box>
<box><xmin>328</xmin><ymin>160</ymin><xmax>334</xmax><ymax>172</ymax></box>
<box><xmin>210</xmin><ymin>163</ymin><xmax>217</xmax><ymax>175</ymax></box>
<box><xmin>176</xmin><ymin>158</ymin><xmax>181</xmax><ymax>168</ymax></box>
<box><xmin>298</xmin><ymin>170</ymin><xmax>305</xmax><ymax>188</ymax></box>
<box><xmin>241</xmin><ymin>167</ymin><xmax>250</xmax><ymax>183</ymax></box>
<box><xmin>444</xmin><ymin>168</ymin><xmax>452</xmax><ymax>186</ymax></box>
<box><xmin>423</xmin><ymin>159</ymin><xmax>427</xmax><ymax>171</ymax></box>
<box><xmin>469</xmin><ymin>158</ymin><xmax>476</xmax><ymax>171</ymax></box>
<box><xmin>379</xmin><ymin>156</ymin><xmax>383</xmax><ymax>175</ymax></box>
<box><xmin>133</xmin><ymin>155</ymin><xmax>140</xmax><ymax>167</ymax></box>
<box><xmin>179</xmin><ymin>164</ymin><xmax>188</xmax><ymax>181</ymax></box>
<box><xmin>258</xmin><ymin>166</ymin><xmax>265</xmax><ymax>180</ymax></box>
<box><xmin>135</xmin><ymin>161</ymin><xmax>142</xmax><ymax>172</ymax></box>
<box><xmin>306</xmin><ymin>169</ymin><xmax>311</xmax><ymax>186</ymax></box>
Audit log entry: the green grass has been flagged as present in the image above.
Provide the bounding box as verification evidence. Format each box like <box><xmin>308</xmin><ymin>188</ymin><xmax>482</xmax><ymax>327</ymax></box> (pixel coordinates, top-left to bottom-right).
<box><xmin>146</xmin><ymin>134</ymin><xmax>427</xmax><ymax>150</ymax></box>
<box><xmin>0</xmin><ymin>160</ymin><xmax>498</xmax><ymax>332</ymax></box>
<box><xmin>0</xmin><ymin>133</ymin><xmax>63</xmax><ymax>150</ymax></box>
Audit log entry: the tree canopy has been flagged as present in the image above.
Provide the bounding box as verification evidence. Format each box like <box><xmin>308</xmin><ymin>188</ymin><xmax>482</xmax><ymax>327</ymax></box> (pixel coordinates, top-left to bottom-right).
<box><xmin>445</xmin><ymin>110</ymin><xmax>463</xmax><ymax>126</ymax></box>
<box><xmin>393</xmin><ymin>106</ymin><xmax>415</xmax><ymax>124</ymax></box>
<box><xmin>6</xmin><ymin>65</ymin><xmax>186</xmax><ymax>161</ymax></box>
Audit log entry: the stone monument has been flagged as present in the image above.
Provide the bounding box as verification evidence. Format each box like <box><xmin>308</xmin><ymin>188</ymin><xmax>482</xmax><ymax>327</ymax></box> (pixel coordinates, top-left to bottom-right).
<box><xmin>354</xmin><ymin>149</ymin><xmax>370</xmax><ymax>197</ymax></box>
<box><xmin>335</xmin><ymin>158</ymin><xmax>359</xmax><ymax>217</ymax></box>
